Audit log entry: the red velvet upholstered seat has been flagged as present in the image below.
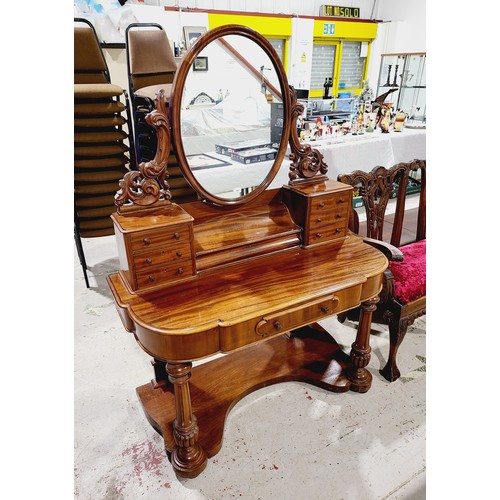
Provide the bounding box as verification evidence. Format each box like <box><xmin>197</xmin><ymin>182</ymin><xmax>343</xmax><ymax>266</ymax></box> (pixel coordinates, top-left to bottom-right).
<box><xmin>390</xmin><ymin>239</ymin><xmax>426</xmax><ymax>304</ymax></box>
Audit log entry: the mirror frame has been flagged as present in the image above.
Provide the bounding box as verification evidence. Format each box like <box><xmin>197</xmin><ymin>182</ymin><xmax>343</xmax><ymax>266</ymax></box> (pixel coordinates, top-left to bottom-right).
<box><xmin>170</xmin><ymin>24</ymin><xmax>292</xmax><ymax>207</ymax></box>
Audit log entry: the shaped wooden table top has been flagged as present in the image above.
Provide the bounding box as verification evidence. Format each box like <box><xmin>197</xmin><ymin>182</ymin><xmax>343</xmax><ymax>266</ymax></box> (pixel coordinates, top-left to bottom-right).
<box><xmin>108</xmin><ymin>232</ymin><xmax>387</xmax><ymax>363</ymax></box>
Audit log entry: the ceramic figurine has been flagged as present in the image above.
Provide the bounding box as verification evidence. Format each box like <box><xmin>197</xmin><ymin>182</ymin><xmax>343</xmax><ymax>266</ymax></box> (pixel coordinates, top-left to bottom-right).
<box><xmin>394</xmin><ymin>111</ymin><xmax>406</xmax><ymax>132</ymax></box>
<box><xmin>380</xmin><ymin>109</ymin><xmax>391</xmax><ymax>133</ymax></box>
<box><xmin>341</xmin><ymin>121</ymin><xmax>352</xmax><ymax>135</ymax></box>
<box><xmin>358</xmin><ymin>80</ymin><xmax>374</xmax><ymax>104</ymax></box>
<box><xmin>356</xmin><ymin>105</ymin><xmax>365</xmax><ymax>134</ymax></box>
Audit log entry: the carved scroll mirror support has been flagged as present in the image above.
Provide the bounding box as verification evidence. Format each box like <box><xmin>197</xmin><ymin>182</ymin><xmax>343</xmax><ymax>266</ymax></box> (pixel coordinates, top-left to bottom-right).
<box><xmin>287</xmin><ymin>86</ymin><xmax>329</xmax><ymax>185</ymax></box>
<box><xmin>114</xmin><ymin>89</ymin><xmax>172</xmax><ymax>214</ymax></box>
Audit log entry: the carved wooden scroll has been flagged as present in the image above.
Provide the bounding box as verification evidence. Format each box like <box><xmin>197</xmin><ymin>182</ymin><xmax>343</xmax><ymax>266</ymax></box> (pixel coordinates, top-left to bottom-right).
<box><xmin>288</xmin><ymin>86</ymin><xmax>329</xmax><ymax>185</ymax></box>
<box><xmin>115</xmin><ymin>89</ymin><xmax>172</xmax><ymax>214</ymax></box>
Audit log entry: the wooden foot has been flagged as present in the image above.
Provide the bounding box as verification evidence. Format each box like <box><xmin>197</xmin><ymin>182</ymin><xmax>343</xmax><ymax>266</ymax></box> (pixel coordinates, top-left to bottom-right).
<box><xmin>346</xmin><ymin>296</ymin><xmax>379</xmax><ymax>392</ymax></box>
<box><xmin>166</xmin><ymin>363</ymin><xmax>207</xmax><ymax>478</ymax></box>
<box><xmin>379</xmin><ymin>359</ymin><xmax>400</xmax><ymax>383</ymax></box>
<box><xmin>379</xmin><ymin>315</ymin><xmax>405</xmax><ymax>382</ymax></box>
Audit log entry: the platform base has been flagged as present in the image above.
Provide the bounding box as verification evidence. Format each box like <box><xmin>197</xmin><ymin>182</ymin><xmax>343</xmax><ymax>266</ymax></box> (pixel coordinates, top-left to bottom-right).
<box><xmin>136</xmin><ymin>324</ymin><xmax>370</xmax><ymax>465</ymax></box>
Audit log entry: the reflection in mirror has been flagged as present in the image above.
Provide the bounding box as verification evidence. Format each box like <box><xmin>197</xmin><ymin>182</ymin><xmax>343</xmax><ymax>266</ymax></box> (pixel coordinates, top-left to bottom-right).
<box><xmin>179</xmin><ymin>34</ymin><xmax>284</xmax><ymax>200</ymax></box>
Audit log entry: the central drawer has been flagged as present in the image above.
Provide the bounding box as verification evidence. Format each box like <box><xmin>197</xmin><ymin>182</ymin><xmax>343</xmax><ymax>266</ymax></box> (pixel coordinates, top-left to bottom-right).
<box><xmin>255</xmin><ymin>296</ymin><xmax>339</xmax><ymax>337</ymax></box>
<box><xmin>219</xmin><ymin>286</ymin><xmax>362</xmax><ymax>352</ymax></box>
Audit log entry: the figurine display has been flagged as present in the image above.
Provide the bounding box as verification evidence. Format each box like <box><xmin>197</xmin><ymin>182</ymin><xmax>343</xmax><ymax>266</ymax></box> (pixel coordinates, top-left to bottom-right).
<box><xmin>294</xmin><ymin>81</ymin><xmax>415</xmax><ymax>141</ymax></box>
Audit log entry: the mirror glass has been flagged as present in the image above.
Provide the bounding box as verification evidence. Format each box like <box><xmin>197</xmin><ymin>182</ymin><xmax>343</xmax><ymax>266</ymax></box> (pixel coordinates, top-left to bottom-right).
<box><xmin>177</xmin><ymin>33</ymin><xmax>286</xmax><ymax>201</ymax></box>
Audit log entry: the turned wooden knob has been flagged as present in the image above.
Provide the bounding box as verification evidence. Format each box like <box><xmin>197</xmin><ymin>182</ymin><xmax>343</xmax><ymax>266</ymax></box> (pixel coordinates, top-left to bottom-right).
<box><xmin>177</xmin><ymin>268</ymin><xmax>184</xmax><ymax>274</ymax></box>
<box><xmin>176</xmin><ymin>250</ymin><xmax>182</xmax><ymax>257</ymax></box>
<box><xmin>321</xmin><ymin>306</ymin><xmax>330</xmax><ymax>313</ymax></box>
<box><xmin>319</xmin><ymin>201</ymin><xmax>325</xmax><ymax>208</ymax></box>
<box><xmin>173</xmin><ymin>232</ymin><xmax>180</xmax><ymax>239</ymax></box>
<box><xmin>146</xmin><ymin>258</ymin><xmax>152</xmax><ymax>264</ymax></box>
<box><xmin>316</xmin><ymin>217</ymin><xmax>322</xmax><ymax>223</ymax></box>
<box><xmin>336</xmin><ymin>213</ymin><xmax>342</xmax><ymax>218</ymax></box>
<box><xmin>143</xmin><ymin>238</ymin><xmax>150</xmax><ymax>245</ymax></box>
<box><xmin>148</xmin><ymin>275</ymin><xmax>155</xmax><ymax>282</ymax></box>
<box><xmin>316</xmin><ymin>232</ymin><xmax>322</xmax><ymax>238</ymax></box>
<box><xmin>336</xmin><ymin>228</ymin><xmax>341</xmax><ymax>233</ymax></box>
<box><xmin>274</xmin><ymin>321</ymin><xmax>282</xmax><ymax>330</ymax></box>
<box><xmin>339</xmin><ymin>198</ymin><xmax>345</xmax><ymax>203</ymax></box>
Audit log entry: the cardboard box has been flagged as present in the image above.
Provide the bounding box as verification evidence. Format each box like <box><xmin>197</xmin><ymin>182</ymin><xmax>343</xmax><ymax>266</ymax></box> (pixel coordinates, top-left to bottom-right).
<box><xmin>230</xmin><ymin>147</ymin><xmax>278</xmax><ymax>164</ymax></box>
<box><xmin>215</xmin><ymin>139</ymin><xmax>275</xmax><ymax>156</ymax></box>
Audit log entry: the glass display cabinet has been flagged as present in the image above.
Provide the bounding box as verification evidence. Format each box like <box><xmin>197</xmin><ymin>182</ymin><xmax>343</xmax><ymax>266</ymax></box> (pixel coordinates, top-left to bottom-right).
<box><xmin>376</xmin><ymin>53</ymin><xmax>426</xmax><ymax>127</ymax></box>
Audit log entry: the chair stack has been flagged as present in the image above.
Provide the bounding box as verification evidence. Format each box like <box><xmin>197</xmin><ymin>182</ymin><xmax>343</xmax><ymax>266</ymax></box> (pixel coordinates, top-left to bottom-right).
<box><xmin>74</xmin><ymin>18</ymin><xmax>133</xmax><ymax>287</ymax></box>
<box><xmin>126</xmin><ymin>23</ymin><xmax>198</xmax><ymax>204</ymax></box>
<box><xmin>126</xmin><ymin>23</ymin><xmax>176</xmax><ymax>164</ymax></box>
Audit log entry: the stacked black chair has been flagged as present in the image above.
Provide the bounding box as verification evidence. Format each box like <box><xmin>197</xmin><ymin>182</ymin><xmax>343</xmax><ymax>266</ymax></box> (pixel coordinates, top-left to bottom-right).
<box><xmin>74</xmin><ymin>18</ymin><xmax>135</xmax><ymax>287</ymax></box>
<box><xmin>126</xmin><ymin>23</ymin><xmax>198</xmax><ymax>204</ymax></box>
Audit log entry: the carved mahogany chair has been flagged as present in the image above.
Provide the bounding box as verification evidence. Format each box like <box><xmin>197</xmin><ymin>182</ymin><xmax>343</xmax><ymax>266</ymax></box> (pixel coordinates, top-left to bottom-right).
<box><xmin>74</xmin><ymin>18</ymin><xmax>134</xmax><ymax>287</ymax></box>
<box><xmin>337</xmin><ymin>159</ymin><xmax>426</xmax><ymax>381</ymax></box>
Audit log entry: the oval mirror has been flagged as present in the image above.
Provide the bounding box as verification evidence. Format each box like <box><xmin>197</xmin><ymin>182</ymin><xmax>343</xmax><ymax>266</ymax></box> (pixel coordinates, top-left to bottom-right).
<box><xmin>170</xmin><ymin>25</ymin><xmax>291</xmax><ymax>206</ymax></box>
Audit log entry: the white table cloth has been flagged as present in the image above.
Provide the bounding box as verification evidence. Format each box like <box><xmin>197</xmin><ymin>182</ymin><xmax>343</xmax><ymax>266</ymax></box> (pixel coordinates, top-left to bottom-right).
<box><xmin>192</xmin><ymin>128</ymin><xmax>426</xmax><ymax>195</ymax></box>
<box><xmin>304</xmin><ymin>128</ymin><xmax>426</xmax><ymax>180</ymax></box>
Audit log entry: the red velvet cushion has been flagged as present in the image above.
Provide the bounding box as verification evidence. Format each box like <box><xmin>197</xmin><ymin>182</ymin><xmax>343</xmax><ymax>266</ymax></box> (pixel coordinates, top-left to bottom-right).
<box><xmin>390</xmin><ymin>239</ymin><xmax>426</xmax><ymax>304</ymax></box>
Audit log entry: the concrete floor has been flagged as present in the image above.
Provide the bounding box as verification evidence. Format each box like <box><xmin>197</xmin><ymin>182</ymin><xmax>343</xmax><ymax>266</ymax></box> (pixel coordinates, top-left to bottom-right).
<box><xmin>74</xmin><ymin>235</ymin><xmax>426</xmax><ymax>500</ymax></box>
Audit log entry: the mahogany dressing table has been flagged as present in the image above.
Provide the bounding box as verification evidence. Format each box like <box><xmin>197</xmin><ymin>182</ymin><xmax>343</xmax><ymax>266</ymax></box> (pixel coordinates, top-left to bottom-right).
<box><xmin>107</xmin><ymin>25</ymin><xmax>388</xmax><ymax>478</ymax></box>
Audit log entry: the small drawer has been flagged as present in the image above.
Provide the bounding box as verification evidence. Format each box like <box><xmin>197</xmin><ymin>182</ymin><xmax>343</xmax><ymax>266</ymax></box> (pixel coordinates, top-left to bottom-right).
<box><xmin>130</xmin><ymin>224</ymin><xmax>190</xmax><ymax>251</ymax></box>
<box><xmin>135</xmin><ymin>258</ymin><xmax>193</xmax><ymax>289</ymax></box>
<box><xmin>255</xmin><ymin>296</ymin><xmax>340</xmax><ymax>337</ymax></box>
<box><xmin>310</xmin><ymin>194</ymin><xmax>349</xmax><ymax>215</ymax></box>
<box><xmin>307</xmin><ymin>222</ymin><xmax>347</xmax><ymax>244</ymax></box>
<box><xmin>309</xmin><ymin>208</ymin><xmax>349</xmax><ymax>228</ymax></box>
<box><xmin>133</xmin><ymin>242</ymin><xmax>191</xmax><ymax>273</ymax></box>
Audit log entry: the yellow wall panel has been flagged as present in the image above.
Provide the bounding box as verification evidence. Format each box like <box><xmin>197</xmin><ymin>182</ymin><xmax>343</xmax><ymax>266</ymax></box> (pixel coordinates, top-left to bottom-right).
<box><xmin>313</xmin><ymin>19</ymin><xmax>377</xmax><ymax>40</ymax></box>
<box><xmin>208</xmin><ymin>13</ymin><xmax>292</xmax><ymax>37</ymax></box>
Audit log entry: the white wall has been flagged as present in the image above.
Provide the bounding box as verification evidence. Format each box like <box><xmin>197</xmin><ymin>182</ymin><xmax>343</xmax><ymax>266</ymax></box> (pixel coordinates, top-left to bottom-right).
<box><xmin>375</xmin><ymin>0</ymin><xmax>426</xmax><ymax>53</ymax></box>
<box><xmin>145</xmin><ymin>0</ymin><xmax>378</xmax><ymax>19</ymax></box>
<box><xmin>367</xmin><ymin>0</ymin><xmax>426</xmax><ymax>89</ymax></box>
<box><xmin>92</xmin><ymin>1</ymin><xmax>426</xmax><ymax>101</ymax></box>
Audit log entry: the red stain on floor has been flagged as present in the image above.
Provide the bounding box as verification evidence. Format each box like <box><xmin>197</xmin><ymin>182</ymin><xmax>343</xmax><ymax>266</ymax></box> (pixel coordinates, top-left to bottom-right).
<box><xmin>121</xmin><ymin>439</ymin><xmax>167</xmax><ymax>486</ymax></box>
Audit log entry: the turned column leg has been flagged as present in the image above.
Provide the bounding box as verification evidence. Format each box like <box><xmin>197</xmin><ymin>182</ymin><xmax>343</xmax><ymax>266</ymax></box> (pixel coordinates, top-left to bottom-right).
<box><xmin>346</xmin><ymin>296</ymin><xmax>379</xmax><ymax>393</ymax></box>
<box><xmin>166</xmin><ymin>362</ymin><xmax>207</xmax><ymax>478</ymax></box>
